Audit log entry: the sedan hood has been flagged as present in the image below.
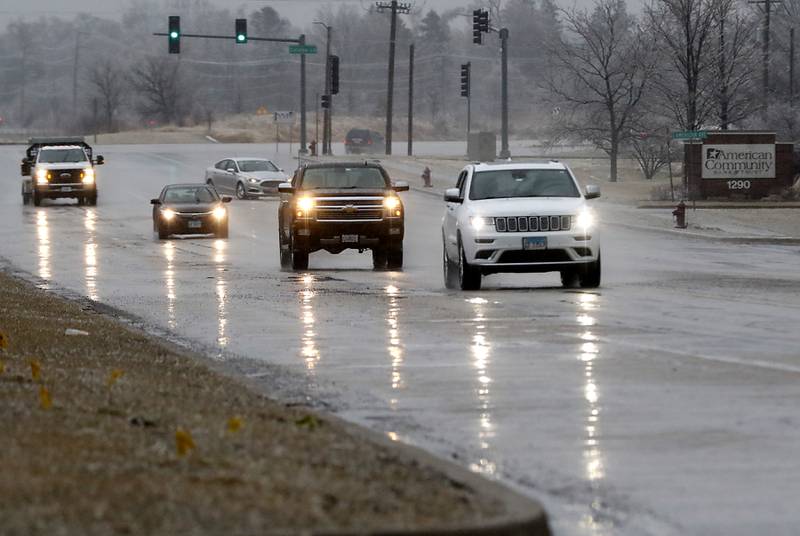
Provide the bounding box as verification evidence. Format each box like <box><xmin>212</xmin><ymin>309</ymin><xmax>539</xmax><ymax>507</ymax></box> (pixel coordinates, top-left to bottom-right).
<box><xmin>243</xmin><ymin>171</ymin><xmax>288</xmax><ymax>181</ymax></box>
<box><xmin>164</xmin><ymin>203</ymin><xmax>217</xmax><ymax>214</ymax></box>
<box><xmin>468</xmin><ymin>197</ymin><xmax>586</xmax><ymax>216</ymax></box>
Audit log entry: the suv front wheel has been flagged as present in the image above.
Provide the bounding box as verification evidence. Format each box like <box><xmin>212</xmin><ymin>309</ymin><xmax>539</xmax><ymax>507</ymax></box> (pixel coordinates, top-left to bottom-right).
<box><xmin>458</xmin><ymin>239</ymin><xmax>481</xmax><ymax>291</ymax></box>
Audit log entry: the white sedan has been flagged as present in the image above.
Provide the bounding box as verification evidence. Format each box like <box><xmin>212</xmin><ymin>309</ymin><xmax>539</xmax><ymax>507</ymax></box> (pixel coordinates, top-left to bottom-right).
<box><xmin>205</xmin><ymin>158</ymin><xmax>289</xmax><ymax>199</ymax></box>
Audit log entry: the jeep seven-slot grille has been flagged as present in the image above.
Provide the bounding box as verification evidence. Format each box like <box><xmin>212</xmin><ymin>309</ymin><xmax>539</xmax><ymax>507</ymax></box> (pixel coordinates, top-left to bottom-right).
<box><xmin>315</xmin><ymin>199</ymin><xmax>384</xmax><ymax>221</ymax></box>
<box><xmin>494</xmin><ymin>216</ymin><xmax>571</xmax><ymax>233</ymax></box>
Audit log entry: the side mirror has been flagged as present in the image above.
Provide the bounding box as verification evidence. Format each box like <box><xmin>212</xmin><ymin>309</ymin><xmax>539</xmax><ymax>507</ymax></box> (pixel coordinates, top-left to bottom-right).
<box><xmin>278</xmin><ymin>182</ymin><xmax>294</xmax><ymax>194</ymax></box>
<box><xmin>585</xmin><ymin>184</ymin><xmax>601</xmax><ymax>199</ymax></box>
<box><xmin>226</xmin><ymin>168</ymin><xmax>236</xmax><ymax>173</ymax></box>
<box><xmin>392</xmin><ymin>180</ymin><xmax>409</xmax><ymax>192</ymax></box>
<box><xmin>150</xmin><ymin>199</ymin><xmax>161</xmax><ymax>205</ymax></box>
<box><xmin>95</xmin><ymin>155</ymin><xmax>104</xmax><ymax>165</ymax></box>
<box><xmin>221</xmin><ymin>196</ymin><xmax>232</xmax><ymax>203</ymax></box>
<box><xmin>444</xmin><ymin>188</ymin><xmax>463</xmax><ymax>203</ymax></box>
<box><xmin>279</xmin><ymin>168</ymin><xmax>284</xmax><ymax>172</ymax></box>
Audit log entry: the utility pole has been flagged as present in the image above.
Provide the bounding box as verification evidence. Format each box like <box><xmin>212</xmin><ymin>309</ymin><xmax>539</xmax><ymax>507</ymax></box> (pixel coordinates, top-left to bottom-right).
<box><xmin>750</xmin><ymin>0</ymin><xmax>781</xmax><ymax>109</ymax></box>
<box><xmin>499</xmin><ymin>28</ymin><xmax>510</xmax><ymax>159</ymax></box>
<box><xmin>299</xmin><ymin>34</ymin><xmax>308</xmax><ymax>155</ymax></box>
<box><xmin>791</xmin><ymin>27</ymin><xmax>795</xmax><ymax>110</ymax></box>
<box><xmin>314</xmin><ymin>21</ymin><xmax>332</xmax><ymax>154</ymax></box>
<box><xmin>72</xmin><ymin>33</ymin><xmax>81</xmax><ymax>124</ymax></box>
<box><xmin>408</xmin><ymin>43</ymin><xmax>414</xmax><ymax>156</ymax></box>
<box><xmin>376</xmin><ymin>1</ymin><xmax>411</xmax><ymax>155</ymax></box>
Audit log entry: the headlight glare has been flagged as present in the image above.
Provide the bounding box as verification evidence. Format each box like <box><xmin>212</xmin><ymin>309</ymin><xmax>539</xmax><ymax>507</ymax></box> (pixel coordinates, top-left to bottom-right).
<box><xmin>248</xmin><ymin>177</ymin><xmax>259</xmax><ymax>184</ymax></box>
<box><xmin>36</xmin><ymin>168</ymin><xmax>48</xmax><ymax>184</ymax></box>
<box><xmin>470</xmin><ymin>216</ymin><xmax>494</xmax><ymax>231</ymax></box>
<box><xmin>297</xmin><ymin>196</ymin><xmax>315</xmax><ymax>212</ymax></box>
<box><xmin>162</xmin><ymin>208</ymin><xmax>176</xmax><ymax>221</ymax></box>
<box><xmin>82</xmin><ymin>169</ymin><xmax>95</xmax><ymax>184</ymax></box>
<box><xmin>212</xmin><ymin>206</ymin><xmax>227</xmax><ymax>220</ymax></box>
<box><xmin>575</xmin><ymin>209</ymin><xmax>595</xmax><ymax>230</ymax></box>
<box><xmin>384</xmin><ymin>196</ymin><xmax>400</xmax><ymax>210</ymax></box>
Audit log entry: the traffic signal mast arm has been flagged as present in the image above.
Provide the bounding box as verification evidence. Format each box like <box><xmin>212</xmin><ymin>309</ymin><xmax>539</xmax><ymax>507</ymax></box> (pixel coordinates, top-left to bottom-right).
<box><xmin>155</xmin><ymin>31</ymin><xmax>301</xmax><ymax>43</ymax></box>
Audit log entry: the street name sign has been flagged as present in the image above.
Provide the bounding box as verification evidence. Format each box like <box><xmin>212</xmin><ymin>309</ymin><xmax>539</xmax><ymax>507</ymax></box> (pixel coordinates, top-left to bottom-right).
<box><xmin>672</xmin><ymin>130</ymin><xmax>708</xmax><ymax>140</ymax></box>
<box><xmin>289</xmin><ymin>45</ymin><xmax>317</xmax><ymax>54</ymax></box>
<box><xmin>273</xmin><ymin>111</ymin><xmax>295</xmax><ymax>124</ymax></box>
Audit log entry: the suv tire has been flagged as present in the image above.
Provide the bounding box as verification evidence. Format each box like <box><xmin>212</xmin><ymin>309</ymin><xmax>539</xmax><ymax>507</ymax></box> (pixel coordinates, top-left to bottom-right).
<box><xmin>443</xmin><ymin>238</ymin><xmax>458</xmax><ymax>289</ymax></box>
<box><xmin>386</xmin><ymin>242</ymin><xmax>403</xmax><ymax>270</ymax></box>
<box><xmin>560</xmin><ymin>269</ymin><xmax>579</xmax><ymax>288</ymax></box>
<box><xmin>579</xmin><ymin>253</ymin><xmax>601</xmax><ymax>288</ymax></box>
<box><xmin>458</xmin><ymin>239</ymin><xmax>481</xmax><ymax>291</ymax></box>
<box><xmin>292</xmin><ymin>248</ymin><xmax>309</xmax><ymax>270</ymax></box>
<box><xmin>372</xmin><ymin>248</ymin><xmax>388</xmax><ymax>270</ymax></box>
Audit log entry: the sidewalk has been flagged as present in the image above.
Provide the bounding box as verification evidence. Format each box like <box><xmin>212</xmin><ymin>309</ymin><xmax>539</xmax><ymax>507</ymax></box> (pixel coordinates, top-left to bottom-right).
<box><xmin>0</xmin><ymin>270</ymin><xmax>549</xmax><ymax>536</ymax></box>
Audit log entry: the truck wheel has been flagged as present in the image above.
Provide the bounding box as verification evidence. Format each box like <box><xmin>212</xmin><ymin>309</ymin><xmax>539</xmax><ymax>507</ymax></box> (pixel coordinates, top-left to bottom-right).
<box><xmin>22</xmin><ymin>193</ymin><xmax>31</xmax><ymax>206</ymax></box>
<box><xmin>458</xmin><ymin>240</ymin><xmax>481</xmax><ymax>291</ymax></box>
<box><xmin>292</xmin><ymin>249</ymin><xmax>309</xmax><ymax>270</ymax></box>
<box><xmin>33</xmin><ymin>191</ymin><xmax>41</xmax><ymax>207</ymax></box>
<box><xmin>87</xmin><ymin>194</ymin><xmax>97</xmax><ymax>206</ymax></box>
<box><xmin>372</xmin><ymin>248</ymin><xmax>388</xmax><ymax>270</ymax></box>
<box><xmin>279</xmin><ymin>226</ymin><xmax>292</xmax><ymax>269</ymax></box>
<box><xmin>77</xmin><ymin>197</ymin><xmax>85</xmax><ymax>206</ymax></box>
<box><xmin>386</xmin><ymin>243</ymin><xmax>403</xmax><ymax>270</ymax></box>
<box><xmin>579</xmin><ymin>253</ymin><xmax>601</xmax><ymax>288</ymax></box>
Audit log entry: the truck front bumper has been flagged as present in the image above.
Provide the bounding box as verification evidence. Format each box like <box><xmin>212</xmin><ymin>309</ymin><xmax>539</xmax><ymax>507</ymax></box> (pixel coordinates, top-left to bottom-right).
<box><xmin>293</xmin><ymin>219</ymin><xmax>404</xmax><ymax>251</ymax></box>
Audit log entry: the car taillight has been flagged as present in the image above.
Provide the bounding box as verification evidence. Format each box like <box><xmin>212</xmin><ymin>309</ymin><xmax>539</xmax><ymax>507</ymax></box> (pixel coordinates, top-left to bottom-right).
<box><xmin>367</xmin><ymin>139</ymin><xmax>372</xmax><ymax>145</ymax></box>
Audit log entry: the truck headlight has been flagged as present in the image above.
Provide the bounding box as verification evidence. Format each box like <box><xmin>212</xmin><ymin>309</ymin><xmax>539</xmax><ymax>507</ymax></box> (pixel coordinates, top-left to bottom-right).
<box><xmin>575</xmin><ymin>209</ymin><xmax>595</xmax><ymax>231</ymax></box>
<box><xmin>36</xmin><ymin>168</ymin><xmax>48</xmax><ymax>185</ymax></box>
<box><xmin>470</xmin><ymin>216</ymin><xmax>494</xmax><ymax>231</ymax></box>
<box><xmin>212</xmin><ymin>206</ymin><xmax>227</xmax><ymax>220</ymax></box>
<box><xmin>296</xmin><ymin>196</ymin><xmax>315</xmax><ymax>218</ymax></box>
<box><xmin>162</xmin><ymin>208</ymin><xmax>176</xmax><ymax>221</ymax></box>
<box><xmin>81</xmin><ymin>169</ymin><xmax>95</xmax><ymax>184</ymax></box>
<box><xmin>383</xmin><ymin>196</ymin><xmax>400</xmax><ymax>210</ymax></box>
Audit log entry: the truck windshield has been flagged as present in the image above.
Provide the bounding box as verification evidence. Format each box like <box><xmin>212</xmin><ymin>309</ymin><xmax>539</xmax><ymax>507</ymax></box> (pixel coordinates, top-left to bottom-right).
<box><xmin>38</xmin><ymin>149</ymin><xmax>87</xmax><ymax>163</ymax></box>
<box><xmin>238</xmin><ymin>160</ymin><xmax>278</xmax><ymax>172</ymax></box>
<box><xmin>469</xmin><ymin>169</ymin><xmax>580</xmax><ymax>200</ymax></box>
<box><xmin>301</xmin><ymin>167</ymin><xmax>387</xmax><ymax>189</ymax></box>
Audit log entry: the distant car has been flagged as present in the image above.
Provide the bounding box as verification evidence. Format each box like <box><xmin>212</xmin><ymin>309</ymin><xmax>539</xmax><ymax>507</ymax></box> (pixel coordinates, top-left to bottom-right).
<box><xmin>277</xmin><ymin>161</ymin><xmax>408</xmax><ymax>270</ymax></box>
<box><xmin>442</xmin><ymin>162</ymin><xmax>601</xmax><ymax>290</ymax></box>
<box><xmin>344</xmin><ymin>129</ymin><xmax>384</xmax><ymax>154</ymax></box>
<box><xmin>151</xmin><ymin>184</ymin><xmax>232</xmax><ymax>240</ymax></box>
<box><xmin>205</xmin><ymin>158</ymin><xmax>289</xmax><ymax>200</ymax></box>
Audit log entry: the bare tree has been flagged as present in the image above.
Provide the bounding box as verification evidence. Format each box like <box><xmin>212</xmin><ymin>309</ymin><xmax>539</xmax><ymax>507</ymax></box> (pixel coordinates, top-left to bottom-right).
<box><xmin>629</xmin><ymin>127</ymin><xmax>672</xmax><ymax>180</ymax></box>
<box><xmin>646</xmin><ymin>0</ymin><xmax>721</xmax><ymax>131</ymax></box>
<box><xmin>87</xmin><ymin>59</ymin><xmax>126</xmax><ymax>132</ymax></box>
<box><xmin>714</xmin><ymin>0</ymin><xmax>759</xmax><ymax>129</ymax></box>
<box><xmin>129</xmin><ymin>57</ymin><xmax>189</xmax><ymax>125</ymax></box>
<box><xmin>546</xmin><ymin>0</ymin><xmax>655</xmax><ymax>182</ymax></box>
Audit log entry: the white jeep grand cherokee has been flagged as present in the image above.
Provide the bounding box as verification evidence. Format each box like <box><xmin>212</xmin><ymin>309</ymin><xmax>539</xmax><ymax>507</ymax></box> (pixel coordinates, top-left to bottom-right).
<box><xmin>442</xmin><ymin>161</ymin><xmax>601</xmax><ymax>290</ymax></box>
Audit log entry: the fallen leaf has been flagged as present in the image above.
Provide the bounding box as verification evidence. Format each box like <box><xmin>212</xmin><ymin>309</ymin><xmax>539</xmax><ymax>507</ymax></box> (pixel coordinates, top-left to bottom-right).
<box><xmin>295</xmin><ymin>415</ymin><xmax>320</xmax><ymax>430</ymax></box>
<box><xmin>39</xmin><ymin>385</ymin><xmax>52</xmax><ymax>410</ymax></box>
<box><xmin>175</xmin><ymin>428</ymin><xmax>196</xmax><ymax>457</ymax></box>
<box><xmin>0</xmin><ymin>331</ymin><xmax>8</xmax><ymax>350</ymax></box>
<box><xmin>29</xmin><ymin>360</ymin><xmax>41</xmax><ymax>382</ymax></box>
<box><xmin>227</xmin><ymin>416</ymin><xmax>244</xmax><ymax>434</ymax></box>
<box><xmin>106</xmin><ymin>369</ymin><xmax>124</xmax><ymax>388</ymax></box>
<box><xmin>65</xmin><ymin>328</ymin><xmax>89</xmax><ymax>336</ymax></box>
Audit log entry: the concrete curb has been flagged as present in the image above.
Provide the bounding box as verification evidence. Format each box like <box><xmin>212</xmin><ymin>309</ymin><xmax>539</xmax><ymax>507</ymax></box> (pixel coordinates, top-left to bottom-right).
<box><xmin>610</xmin><ymin>221</ymin><xmax>800</xmax><ymax>244</ymax></box>
<box><xmin>637</xmin><ymin>201</ymin><xmax>800</xmax><ymax>209</ymax></box>
<box><xmin>0</xmin><ymin>259</ymin><xmax>551</xmax><ymax>536</ymax></box>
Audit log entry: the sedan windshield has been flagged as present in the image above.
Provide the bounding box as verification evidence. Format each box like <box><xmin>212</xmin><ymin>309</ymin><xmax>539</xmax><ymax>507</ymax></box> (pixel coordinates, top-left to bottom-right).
<box><xmin>469</xmin><ymin>169</ymin><xmax>580</xmax><ymax>200</ymax></box>
<box><xmin>38</xmin><ymin>148</ymin><xmax>87</xmax><ymax>163</ymax></box>
<box><xmin>301</xmin><ymin>167</ymin><xmax>387</xmax><ymax>189</ymax></box>
<box><xmin>163</xmin><ymin>187</ymin><xmax>218</xmax><ymax>204</ymax></box>
<box><xmin>238</xmin><ymin>160</ymin><xmax>278</xmax><ymax>172</ymax></box>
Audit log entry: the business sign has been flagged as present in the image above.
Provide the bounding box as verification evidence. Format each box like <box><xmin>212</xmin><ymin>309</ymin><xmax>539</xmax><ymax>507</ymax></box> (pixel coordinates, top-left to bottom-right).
<box><xmin>273</xmin><ymin>111</ymin><xmax>295</xmax><ymax>124</ymax></box>
<box><xmin>701</xmin><ymin>144</ymin><xmax>775</xmax><ymax>179</ymax></box>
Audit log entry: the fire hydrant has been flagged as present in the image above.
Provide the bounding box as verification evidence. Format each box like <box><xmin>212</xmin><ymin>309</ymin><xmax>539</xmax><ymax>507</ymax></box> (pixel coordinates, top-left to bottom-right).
<box><xmin>421</xmin><ymin>166</ymin><xmax>432</xmax><ymax>188</ymax></box>
<box><xmin>672</xmin><ymin>201</ymin><xmax>687</xmax><ymax>229</ymax></box>
<box><xmin>309</xmin><ymin>139</ymin><xmax>318</xmax><ymax>157</ymax></box>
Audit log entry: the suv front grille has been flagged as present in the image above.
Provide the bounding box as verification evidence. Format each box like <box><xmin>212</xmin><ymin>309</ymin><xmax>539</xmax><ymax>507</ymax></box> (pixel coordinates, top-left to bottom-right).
<box><xmin>494</xmin><ymin>216</ymin><xmax>571</xmax><ymax>233</ymax></box>
<box><xmin>497</xmin><ymin>250</ymin><xmax>571</xmax><ymax>263</ymax></box>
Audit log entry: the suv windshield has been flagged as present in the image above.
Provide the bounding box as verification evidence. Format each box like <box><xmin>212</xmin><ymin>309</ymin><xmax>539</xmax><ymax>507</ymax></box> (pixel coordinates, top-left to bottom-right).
<box><xmin>301</xmin><ymin>167</ymin><xmax>387</xmax><ymax>189</ymax></box>
<box><xmin>38</xmin><ymin>148</ymin><xmax>87</xmax><ymax>163</ymax></box>
<box><xmin>346</xmin><ymin>129</ymin><xmax>371</xmax><ymax>140</ymax></box>
<box><xmin>238</xmin><ymin>160</ymin><xmax>278</xmax><ymax>172</ymax></box>
<box><xmin>469</xmin><ymin>169</ymin><xmax>580</xmax><ymax>200</ymax></box>
<box><xmin>164</xmin><ymin>187</ymin><xmax>218</xmax><ymax>204</ymax></box>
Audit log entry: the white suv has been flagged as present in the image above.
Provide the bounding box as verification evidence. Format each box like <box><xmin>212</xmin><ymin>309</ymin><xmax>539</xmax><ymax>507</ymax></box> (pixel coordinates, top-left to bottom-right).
<box><xmin>442</xmin><ymin>162</ymin><xmax>601</xmax><ymax>290</ymax></box>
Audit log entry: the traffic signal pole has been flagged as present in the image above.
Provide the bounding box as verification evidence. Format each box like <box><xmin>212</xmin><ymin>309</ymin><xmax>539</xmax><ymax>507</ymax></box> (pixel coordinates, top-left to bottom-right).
<box><xmin>499</xmin><ymin>28</ymin><xmax>510</xmax><ymax>159</ymax></box>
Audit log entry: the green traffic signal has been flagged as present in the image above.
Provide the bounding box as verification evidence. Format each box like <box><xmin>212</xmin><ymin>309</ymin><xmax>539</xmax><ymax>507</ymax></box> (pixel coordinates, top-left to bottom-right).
<box><xmin>170</xmin><ymin>31</ymin><xmax>179</xmax><ymax>39</ymax></box>
<box><xmin>235</xmin><ymin>19</ymin><xmax>247</xmax><ymax>44</ymax></box>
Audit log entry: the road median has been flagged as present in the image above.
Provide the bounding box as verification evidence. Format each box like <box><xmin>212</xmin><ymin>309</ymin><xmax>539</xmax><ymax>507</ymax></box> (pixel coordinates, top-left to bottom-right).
<box><xmin>0</xmin><ymin>270</ymin><xmax>549</xmax><ymax>536</ymax></box>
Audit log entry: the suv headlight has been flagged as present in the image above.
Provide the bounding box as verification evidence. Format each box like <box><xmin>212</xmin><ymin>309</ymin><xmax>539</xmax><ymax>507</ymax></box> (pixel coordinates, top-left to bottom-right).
<box><xmin>470</xmin><ymin>216</ymin><xmax>494</xmax><ymax>231</ymax></box>
<box><xmin>575</xmin><ymin>209</ymin><xmax>595</xmax><ymax>231</ymax></box>
<box><xmin>81</xmin><ymin>169</ymin><xmax>95</xmax><ymax>184</ymax></box>
<box><xmin>36</xmin><ymin>168</ymin><xmax>48</xmax><ymax>184</ymax></box>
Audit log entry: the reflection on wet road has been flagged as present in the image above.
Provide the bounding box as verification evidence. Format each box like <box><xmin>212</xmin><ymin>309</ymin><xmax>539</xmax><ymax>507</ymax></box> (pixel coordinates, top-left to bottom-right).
<box><xmin>2</xmin><ymin>145</ymin><xmax>800</xmax><ymax>536</ymax></box>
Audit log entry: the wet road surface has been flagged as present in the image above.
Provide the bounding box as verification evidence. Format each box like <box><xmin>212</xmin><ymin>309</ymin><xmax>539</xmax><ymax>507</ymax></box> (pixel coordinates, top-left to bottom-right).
<box><xmin>2</xmin><ymin>144</ymin><xmax>800</xmax><ymax>535</ymax></box>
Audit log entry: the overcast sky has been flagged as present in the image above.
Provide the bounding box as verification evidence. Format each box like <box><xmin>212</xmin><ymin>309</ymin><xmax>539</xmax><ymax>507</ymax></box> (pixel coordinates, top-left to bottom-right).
<box><xmin>0</xmin><ymin>0</ymin><xmax>474</xmax><ymax>30</ymax></box>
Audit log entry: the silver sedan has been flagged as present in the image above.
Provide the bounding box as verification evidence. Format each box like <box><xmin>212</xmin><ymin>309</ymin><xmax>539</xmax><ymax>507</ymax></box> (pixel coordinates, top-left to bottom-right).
<box><xmin>205</xmin><ymin>158</ymin><xmax>290</xmax><ymax>199</ymax></box>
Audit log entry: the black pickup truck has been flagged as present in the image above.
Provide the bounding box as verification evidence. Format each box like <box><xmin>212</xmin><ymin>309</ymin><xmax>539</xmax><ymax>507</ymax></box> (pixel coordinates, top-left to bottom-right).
<box><xmin>277</xmin><ymin>162</ymin><xmax>409</xmax><ymax>270</ymax></box>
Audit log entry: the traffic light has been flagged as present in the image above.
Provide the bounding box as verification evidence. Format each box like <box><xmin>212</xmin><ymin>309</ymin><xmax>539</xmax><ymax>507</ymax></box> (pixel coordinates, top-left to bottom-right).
<box><xmin>460</xmin><ymin>63</ymin><xmax>470</xmax><ymax>98</ymax></box>
<box><xmin>321</xmin><ymin>94</ymin><xmax>331</xmax><ymax>109</ymax></box>
<box><xmin>472</xmin><ymin>10</ymin><xmax>482</xmax><ymax>44</ymax></box>
<box><xmin>235</xmin><ymin>18</ymin><xmax>247</xmax><ymax>44</ymax></box>
<box><xmin>330</xmin><ymin>55</ymin><xmax>340</xmax><ymax>95</ymax></box>
<box><xmin>168</xmin><ymin>16</ymin><xmax>180</xmax><ymax>54</ymax></box>
<box><xmin>479</xmin><ymin>10</ymin><xmax>490</xmax><ymax>33</ymax></box>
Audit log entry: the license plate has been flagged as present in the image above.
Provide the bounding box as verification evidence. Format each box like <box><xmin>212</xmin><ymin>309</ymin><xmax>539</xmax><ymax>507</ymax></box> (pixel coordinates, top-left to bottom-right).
<box><xmin>341</xmin><ymin>234</ymin><xmax>359</xmax><ymax>243</ymax></box>
<box><xmin>188</xmin><ymin>220</ymin><xmax>202</xmax><ymax>229</ymax></box>
<box><xmin>523</xmin><ymin>236</ymin><xmax>547</xmax><ymax>250</ymax></box>
<box><xmin>61</xmin><ymin>186</ymin><xmax>72</xmax><ymax>192</ymax></box>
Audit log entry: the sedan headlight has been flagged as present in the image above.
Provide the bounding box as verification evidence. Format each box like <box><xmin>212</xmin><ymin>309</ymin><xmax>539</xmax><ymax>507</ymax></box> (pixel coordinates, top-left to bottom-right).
<box><xmin>36</xmin><ymin>168</ymin><xmax>48</xmax><ymax>184</ymax></box>
<box><xmin>81</xmin><ymin>168</ymin><xmax>95</xmax><ymax>184</ymax></box>
<box><xmin>212</xmin><ymin>206</ymin><xmax>227</xmax><ymax>220</ymax></box>
<box><xmin>162</xmin><ymin>208</ymin><xmax>176</xmax><ymax>221</ymax></box>
<box><xmin>247</xmin><ymin>177</ymin><xmax>259</xmax><ymax>184</ymax></box>
<box><xmin>470</xmin><ymin>216</ymin><xmax>494</xmax><ymax>231</ymax></box>
<box><xmin>575</xmin><ymin>209</ymin><xmax>595</xmax><ymax>231</ymax></box>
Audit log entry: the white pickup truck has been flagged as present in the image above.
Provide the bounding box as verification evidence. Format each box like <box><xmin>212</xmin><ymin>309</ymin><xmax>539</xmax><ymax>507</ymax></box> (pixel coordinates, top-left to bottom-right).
<box><xmin>20</xmin><ymin>137</ymin><xmax>104</xmax><ymax>206</ymax></box>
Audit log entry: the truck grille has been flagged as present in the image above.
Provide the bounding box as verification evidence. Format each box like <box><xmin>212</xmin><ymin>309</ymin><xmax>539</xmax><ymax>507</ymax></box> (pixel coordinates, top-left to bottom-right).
<box><xmin>314</xmin><ymin>198</ymin><xmax>384</xmax><ymax>222</ymax></box>
<box><xmin>49</xmin><ymin>169</ymin><xmax>82</xmax><ymax>182</ymax></box>
<box><xmin>494</xmin><ymin>216</ymin><xmax>572</xmax><ymax>233</ymax></box>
